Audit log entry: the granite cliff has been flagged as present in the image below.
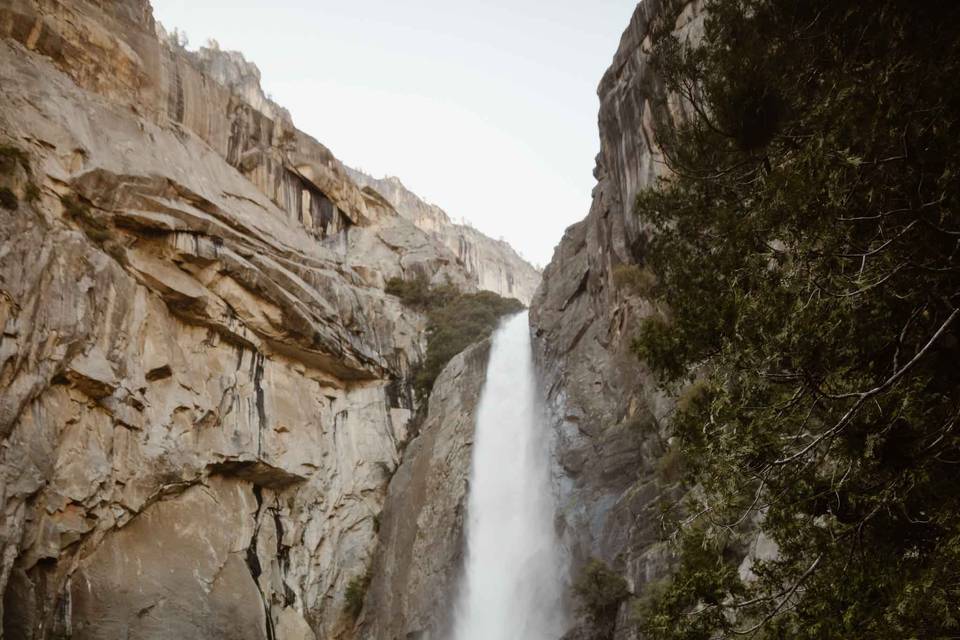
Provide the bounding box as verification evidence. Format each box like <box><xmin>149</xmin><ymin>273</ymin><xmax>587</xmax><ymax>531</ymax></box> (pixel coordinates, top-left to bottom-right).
<box><xmin>0</xmin><ymin>1</ymin><xmax>529</xmax><ymax>638</ymax></box>
<box><xmin>530</xmin><ymin>1</ymin><xmax>705</xmax><ymax>638</ymax></box>
<box><xmin>346</xmin><ymin>169</ymin><xmax>541</xmax><ymax>305</ymax></box>
<box><xmin>359</xmin><ymin>340</ymin><xmax>489</xmax><ymax>640</ymax></box>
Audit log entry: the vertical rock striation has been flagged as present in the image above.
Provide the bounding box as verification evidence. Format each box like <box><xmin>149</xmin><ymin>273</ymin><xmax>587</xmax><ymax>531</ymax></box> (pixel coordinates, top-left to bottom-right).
<box><xmin>529</xmin><ymin>1</ymin><xmax>705</xmax><ymax>637</ymax></box>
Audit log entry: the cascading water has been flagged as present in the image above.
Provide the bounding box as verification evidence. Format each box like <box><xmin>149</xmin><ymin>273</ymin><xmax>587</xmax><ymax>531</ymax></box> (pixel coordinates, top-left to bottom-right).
<box><xmin>452</xmin><ymin>312</ymin><xmax>567</xmax><ymax>640</ymax></box>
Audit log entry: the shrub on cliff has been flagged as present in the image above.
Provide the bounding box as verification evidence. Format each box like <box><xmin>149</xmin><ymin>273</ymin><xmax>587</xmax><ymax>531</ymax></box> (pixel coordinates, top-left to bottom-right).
<box><xmin>61</xmin><ymin>195</ymin><xmax>109</xmax><ymax>241</ymax></box>
<box><xmin>632</xmin><ymin>1</ymin><xmax>960</xmax><ymax>638</ymax></box>
<box><xmin>0</xmin><ymin>144</ymin><xmax>32</xmax><ymax>210</ymax></box>
<box><xmin>344</xmin><ymin>569</ymin><xmax>371</xmax><ymax>621</ymax></box>
<box><xmin>386</xmin><ymin>274</ymin><xmax>523</xmax><ymax>399</ymax></box>
<box><xmin>612</xmin><ymin>264</ymin><xmax>657</xmax><ymax>297</ymax></box>
<box><xmin>385</xmin><ymin>274</ymin><xmax>432</xmax><ymax>307</ymax></box>
<box><xmin>572</xmin><ymin>559</ymin><xmax>631</xmax><ymax>639</ymax></box>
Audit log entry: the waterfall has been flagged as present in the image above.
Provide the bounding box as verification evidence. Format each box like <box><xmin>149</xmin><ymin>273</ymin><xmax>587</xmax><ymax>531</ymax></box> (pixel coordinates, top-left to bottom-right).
<box><xmin>453</xmin><ymin>312</ymin><xmax>567</xmax><ymax>640</ymax></box>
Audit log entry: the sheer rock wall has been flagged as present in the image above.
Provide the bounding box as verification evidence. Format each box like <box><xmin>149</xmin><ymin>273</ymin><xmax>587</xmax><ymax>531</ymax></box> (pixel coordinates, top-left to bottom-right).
<box><xmin>359</xmin><ymin>340</ymin><xmax>491</xmax><ymax>640</ymax></box>
<box><xmin>529</xmin><ymin>1</ymin><xmax>705</xmax><ymax>637</ymax></box>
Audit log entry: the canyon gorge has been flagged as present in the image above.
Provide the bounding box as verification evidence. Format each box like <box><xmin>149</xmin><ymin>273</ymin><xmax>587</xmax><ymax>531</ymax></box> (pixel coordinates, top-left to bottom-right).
<box><xmin>3</xmin><ymin>0</ymin><xmax>955</xmax><ymax>638</ymax></box>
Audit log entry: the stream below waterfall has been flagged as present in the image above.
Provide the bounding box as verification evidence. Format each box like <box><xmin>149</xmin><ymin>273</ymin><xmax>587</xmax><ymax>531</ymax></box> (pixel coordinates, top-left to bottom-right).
<box><xmin>452</xmin><ymin>312</ymin><xmax>567</xmax><ymax>640</ymax></box>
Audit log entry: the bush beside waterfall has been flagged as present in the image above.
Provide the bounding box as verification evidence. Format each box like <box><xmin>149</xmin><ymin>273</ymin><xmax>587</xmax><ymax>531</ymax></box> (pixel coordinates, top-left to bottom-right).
<box><xmin>386</xmin><ymin>274</ymin><xmax>523</xmax><ymax>399</ymax></box>
<box><xmin>572</xmin><ymin>559</ymin><xmax>631</xmax><ymax>640</ymax></box>
<box><xmin>344</xmin><ymin>569</ymin><xmax>371</xmax><ymax>621</ymax></box>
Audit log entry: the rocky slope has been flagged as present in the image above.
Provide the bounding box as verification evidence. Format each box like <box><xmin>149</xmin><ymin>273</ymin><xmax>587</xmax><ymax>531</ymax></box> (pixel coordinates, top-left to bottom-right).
<box><xmin>346</xmin><ymin>168</ymin><xmax>541</xmax><ymax>304</ymax></box>
<box><xmin>0</xmin><ymin>1</ymin><xmax>514</xmax><ymax>638</ymax></box>
<box><xmin>530</xmin><ymin>1</ymin><xmax>705</xmax><ymax>637</ymax></box>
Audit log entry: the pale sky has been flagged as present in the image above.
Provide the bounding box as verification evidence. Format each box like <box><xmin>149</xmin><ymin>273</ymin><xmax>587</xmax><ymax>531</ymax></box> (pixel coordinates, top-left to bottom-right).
<box><xmin>151</xmin><ymin>1</ymin><xmax>638</xmax><ymax>267</ymax></box>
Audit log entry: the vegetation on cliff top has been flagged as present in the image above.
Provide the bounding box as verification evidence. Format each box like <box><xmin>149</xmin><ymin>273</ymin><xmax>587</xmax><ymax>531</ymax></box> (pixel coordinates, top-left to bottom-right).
<box><xmin>632</xmin><ymin>0</ymin><xmax>960</xmax><ymax>638</ymax></box>
<box><xmin>386</xmin><ymin>274</ymin><xmax>523</xmax><ymax>399</ymax></box>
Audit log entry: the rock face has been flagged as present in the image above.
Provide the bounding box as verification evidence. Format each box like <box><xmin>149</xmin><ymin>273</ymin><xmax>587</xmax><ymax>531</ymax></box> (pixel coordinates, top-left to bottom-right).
<box><xmin>0</xmin><ymin>1</ymin><xmax>518</xmax><ymax>638</ymax></box>
<box><xmin>359</xmin><ymin>340</ymin><xmax>490</xmax><ymax>640</ymax></box>
<box><xmin>529</xmin><ymin>1</ymin><xmax>705</xmax><ymax>637</ymax></box>
<box><xmin>347</xmin><ymin>169</ymin><xmax>541</xmax><ymax>304</ymax></box>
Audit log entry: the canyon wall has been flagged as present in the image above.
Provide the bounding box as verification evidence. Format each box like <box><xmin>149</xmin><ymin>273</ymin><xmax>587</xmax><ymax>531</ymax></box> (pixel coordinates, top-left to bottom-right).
<box><xmin>358</xmin><ymin>340</ymin><xmax>490</xmax><ymax>640</ymax></box>
<box><xmin>530</xmin><ymin>1</ymin><xmax>704</xmax><ymax>637</ymax></box>
<box><xmin>346</xmin><ymin>169</ymin><xmax>541</xmax><ymax>305</ymax></box>
<box><xmin>0</xmin><ymin>1</ymin><xmax>508</xmax><ymax>638</ymax></box>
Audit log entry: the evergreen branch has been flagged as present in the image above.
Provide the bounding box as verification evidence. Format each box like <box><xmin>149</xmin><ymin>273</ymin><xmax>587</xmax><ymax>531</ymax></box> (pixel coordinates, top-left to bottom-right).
<box><xmin>775</xmin><ymin>308</ymin><xmax>959</xmax><ymax>465</ymax></box>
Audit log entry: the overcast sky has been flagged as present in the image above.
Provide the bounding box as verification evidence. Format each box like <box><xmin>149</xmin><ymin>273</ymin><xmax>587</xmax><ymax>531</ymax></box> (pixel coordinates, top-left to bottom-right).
<box><xmin>151</xmin><ymin>1</ymin><xmax>638</xmax><ymax>267</ymax></box>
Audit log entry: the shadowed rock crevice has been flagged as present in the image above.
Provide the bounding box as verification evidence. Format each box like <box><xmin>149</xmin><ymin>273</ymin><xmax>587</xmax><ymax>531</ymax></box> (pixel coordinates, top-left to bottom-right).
<box><xmin>208</xmin><ymin>461</ymin><xmax>307</xmax><ymax>490</ymax></box>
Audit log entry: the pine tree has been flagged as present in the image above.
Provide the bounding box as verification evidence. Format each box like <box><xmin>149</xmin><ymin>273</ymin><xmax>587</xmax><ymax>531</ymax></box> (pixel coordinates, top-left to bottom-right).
<box><xmin>634</xmin><ymin>1</ymin><xmax>960</xmax><ymax>637</ymax></box>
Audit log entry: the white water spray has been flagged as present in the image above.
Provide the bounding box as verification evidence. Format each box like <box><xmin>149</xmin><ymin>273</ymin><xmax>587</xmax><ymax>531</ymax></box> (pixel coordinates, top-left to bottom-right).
<box><xmin>453</xmin><ymin>312</ymin><xmax>567</xmax><ymax>640</ymax></box>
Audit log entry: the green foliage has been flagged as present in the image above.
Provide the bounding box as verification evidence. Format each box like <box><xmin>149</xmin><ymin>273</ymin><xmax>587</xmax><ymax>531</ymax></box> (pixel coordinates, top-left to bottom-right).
<box><xmin>385</xmin><ymin>275</ymin><xmax>432</xmax><ymax>308</ymax></box>
<box><xmin>632</xmin><ymin>1</ymin><xmax>960</xmax><ymax>638</ymax></box>
<box><xmin>613</xmin><ymin>264</ymin><xmax>657</xmax><ymax>297</ymax></box>
<box><xmin>637</xmin><ymin>528</ymin><xmax>746</xmax><ymax>639</ymax></box>
<box><xmin>61</xmin><ymin>194</ymin><xmax>95</xmax><ymax>223</ymax></box>
<box><xmin>0</xmin><ymin>144</ymin><xmax>36</xmax><ymax>209</ymax></box>
<box><xmin>343</xmin><ymin>569</ymin><xmax>371</xmax><ymax>621</ymax></box>
<box><xmin>386</xmin><ymin>274</ymin><xmax>524</xmax><ymax>398</ymax></box>
<box><xmin>673</xmin><ymin>378</ymin><xmax>709</xmax><ymax>415</ymax></box>
<box><xmin>0</xmin><ymin>188</ymin><xmax>17</xmax><ymax>210</ymax></box>
<box><xmin>573</xmin><ymin>559</ymin><xmax>631</xmax><ymax>638</ymax></box>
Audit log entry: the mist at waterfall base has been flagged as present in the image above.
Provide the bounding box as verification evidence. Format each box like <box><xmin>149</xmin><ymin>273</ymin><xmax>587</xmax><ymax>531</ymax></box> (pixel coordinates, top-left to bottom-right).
<box><xmin>453</xmin><ymin>313</ymin><xmax>567</xmax><ymax>640</ymax></box>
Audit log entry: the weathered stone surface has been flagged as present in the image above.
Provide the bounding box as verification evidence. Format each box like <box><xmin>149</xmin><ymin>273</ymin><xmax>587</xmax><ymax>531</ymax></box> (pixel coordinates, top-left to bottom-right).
<box><xmin>530</xmin><ymin>1</ymin><xmax>705</xmax><ymax>637</ymax></box>
<box><xmin>347</xmin><ymin>169</ymin><xmax>541</xmax><ymax>304</ymax></box>
<box><xmin>0</xmin><ymin>1</ymin><xmax>531</xmax><ymax>639</ymax></box>
<box><xmin>0</xmin><ymin>120</ymin><xmax>409</xmax><ymax>635</ymax></box>
<box><xmin>69</xmin><ymin>478</ymin><xmax>264</xmax><ymax>640</ymax></box>
<box><xmin>359</xmin><ymin>340</ymin><xmax>491</xmax><ymax>640</ymax></box>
